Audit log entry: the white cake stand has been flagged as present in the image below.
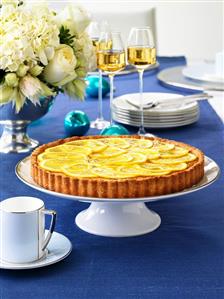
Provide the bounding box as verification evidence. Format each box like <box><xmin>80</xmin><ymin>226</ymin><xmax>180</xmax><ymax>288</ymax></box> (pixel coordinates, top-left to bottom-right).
<box><xmin>16</xmin><ymin>156</ymin><xmax>220</xmax><ymax>237</ymax></box>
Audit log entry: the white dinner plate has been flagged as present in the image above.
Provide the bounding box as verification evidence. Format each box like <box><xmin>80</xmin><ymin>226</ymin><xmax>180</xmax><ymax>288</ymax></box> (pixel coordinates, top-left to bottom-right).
<box><xmin>112</xmin><ymin>107</ymin><xmax>199</xmax><ymax>121</ymax></box>
<box><xmin>182</xmin><ymin>63</ymin><xmax>224</xmax><ymax>84</ymax></box>
<box><xmin>112</xmin><ymin>114</ymin><xmax>199</xmax><ymax>127</ymax></box>
<box><xmin>112</xmin><ymin>93</ymin><xmax>199</xmax><ymax>115</ymax></box>
<box><xmin>113</xmin><ymin>113</ymin><xmax>199</xmax><ymax>128</ymax></box>
<box><xmin>0</xmin><ymin>231</ymin><xmax>72</xmax><ymax>270</ymax></box>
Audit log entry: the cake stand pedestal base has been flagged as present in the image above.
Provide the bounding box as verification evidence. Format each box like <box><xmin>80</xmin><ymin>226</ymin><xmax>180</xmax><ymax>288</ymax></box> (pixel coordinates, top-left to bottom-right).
<box><xmin>75</xmin><ymin>202</ymin><xmax>161</xmax><ymax>237</ymax></box>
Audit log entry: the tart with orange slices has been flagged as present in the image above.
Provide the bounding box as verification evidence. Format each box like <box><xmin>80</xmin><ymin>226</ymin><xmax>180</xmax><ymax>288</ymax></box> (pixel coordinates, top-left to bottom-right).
<box><xmin>31</xmin><ymin>136</ymin><xmax>204</xmax><ymax>198</ymax></box>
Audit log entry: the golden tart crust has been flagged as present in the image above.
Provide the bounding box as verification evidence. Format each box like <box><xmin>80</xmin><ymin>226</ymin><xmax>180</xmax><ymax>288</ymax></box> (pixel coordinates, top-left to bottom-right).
<box><xmin>31</xmin><ymin>135</ymin><xmax>204</xmax><ymax>198</ymax></box>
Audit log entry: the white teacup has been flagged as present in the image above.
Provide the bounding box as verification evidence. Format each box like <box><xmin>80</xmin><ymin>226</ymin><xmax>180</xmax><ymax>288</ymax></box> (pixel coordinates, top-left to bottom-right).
<box><xmin>0</xmin><ymin>196</ymin><xmax>56</xmax><ymax>264</ymax></box>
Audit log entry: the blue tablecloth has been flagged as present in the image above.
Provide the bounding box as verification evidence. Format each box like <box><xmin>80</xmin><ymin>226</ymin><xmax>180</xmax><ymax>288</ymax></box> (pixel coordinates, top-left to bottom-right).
<box><xmin>1</xmin><ymin>57</ymin><xmax>224</xmax><ymax>299</ymax></box>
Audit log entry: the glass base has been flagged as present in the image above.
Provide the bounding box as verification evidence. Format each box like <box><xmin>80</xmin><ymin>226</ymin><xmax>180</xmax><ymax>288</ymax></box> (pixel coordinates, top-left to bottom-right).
<box><xmin>90</xmin><ymin>118</ymin><xmax>110</xmax><ymax>130</ymax></box>
<box><xmin>144</xmin><ymin>133</ymin><xmax>156</xmax><ymax>137</ymax></box>
<box><xmin>138</xmin><ymin>132</ymin><xmax>156</xmax><ymax>138</ymax></box>
<box><xmin>138</xmin><ymin>127</ymin><xmax>156</xmax><ymax>138</ymax></box>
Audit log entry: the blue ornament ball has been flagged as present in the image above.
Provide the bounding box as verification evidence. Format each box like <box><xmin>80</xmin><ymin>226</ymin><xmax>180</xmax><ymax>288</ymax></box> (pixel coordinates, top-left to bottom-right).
<box><xmin>64</xmin><ymin>110</ymin><xmax>90</xmax><ymax>136</ymax></box>
<box><xmin>101</xmin><ymin>124</ymin><xmax>129</xmax><ymax>136</ymax></box>
<box><xmin>86</xmin><ymin>76</ymin><xmax>110</xmax><ymax>98</ymax></box>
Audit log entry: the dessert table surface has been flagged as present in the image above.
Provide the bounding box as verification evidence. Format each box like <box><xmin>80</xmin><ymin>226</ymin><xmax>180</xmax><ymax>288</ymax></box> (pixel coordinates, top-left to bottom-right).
<box><xmin>0</xmin><ymin>57</ymin><xmax>223</xmax><ymax>299</ymax></box>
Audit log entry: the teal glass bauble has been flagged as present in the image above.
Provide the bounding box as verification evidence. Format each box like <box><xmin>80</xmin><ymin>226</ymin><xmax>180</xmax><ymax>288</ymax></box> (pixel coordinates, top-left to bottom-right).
<box><xmin>100</xmin><ymin>124</ymin><xmax>129</xmax><ymax>136</ymax></box>
<box><xmin>64</xmin><ymin>110</ymin><xmax>90</xmax><ymax>136</ymax></box>
<box><xmin>86</xmin><ymin>76</ymin><xmax>110</xmax><ymax>98</ymax></box>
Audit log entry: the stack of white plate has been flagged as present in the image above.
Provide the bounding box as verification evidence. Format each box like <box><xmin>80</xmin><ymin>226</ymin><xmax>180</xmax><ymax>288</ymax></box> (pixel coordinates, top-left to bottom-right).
<box><xmin>112</xmin><ymin>92</ymin><xmax>200</xmax><ymax>128</ymax></box>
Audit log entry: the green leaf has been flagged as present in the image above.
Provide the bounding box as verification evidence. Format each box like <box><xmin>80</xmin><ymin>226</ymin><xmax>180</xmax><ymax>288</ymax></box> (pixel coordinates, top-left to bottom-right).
<box><xmin>0</xmin><ymin>85</ymin><xmax>14</xmax><ymax>105</ymax></box>
<box><xmin>0</xmin><ymin>70</ymin><xmax>6</xmax><ymax>84</ymax></box>
<box><xmin>73</xmin><ymin>79</ymin><xmax>86</xmax><ymax>100</ymax></box>
<box><xmin>14</xmin><ymin>89</ymin><xmax>26</xmax><ymax>113</ymax></box>
<box><xmin>39</xmin><ymin>82</ymin><xmax>56</xmax><ymax>97</ymax></box>
<box><xmin>59</xmin><ymin>26</ymin><xmax>75</xmax><ymax>47</ymax></box>
<box><xmin>53</xmin><ymin>71</ymin><xmax>77</xmax><ymax>87</ymax></box>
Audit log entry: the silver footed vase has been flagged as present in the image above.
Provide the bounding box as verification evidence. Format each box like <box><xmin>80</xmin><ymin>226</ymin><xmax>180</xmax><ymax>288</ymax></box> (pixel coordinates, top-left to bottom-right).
<box><xmin>0</xmin><ymin>96</ymin><xmax>55</xmax><ymax>154</ymax></box>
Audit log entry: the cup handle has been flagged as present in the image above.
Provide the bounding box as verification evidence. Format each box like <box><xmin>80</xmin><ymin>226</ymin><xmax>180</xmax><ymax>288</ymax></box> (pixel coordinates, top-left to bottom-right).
<box><xmin>42</xmin><ymin>209</ymin><xmax>57</xmax><ymax>251</ymax></box>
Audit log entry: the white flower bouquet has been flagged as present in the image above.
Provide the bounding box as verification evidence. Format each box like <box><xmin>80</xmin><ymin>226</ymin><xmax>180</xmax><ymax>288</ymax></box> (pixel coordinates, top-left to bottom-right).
<box><xmin>0</xmin><ymin>0</ymin><xmax>96</xmax><ymax>112</ymax></box>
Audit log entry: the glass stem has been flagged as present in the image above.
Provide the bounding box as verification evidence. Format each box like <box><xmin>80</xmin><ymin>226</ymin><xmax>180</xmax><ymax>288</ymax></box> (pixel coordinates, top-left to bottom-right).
<box><xmin>109</xmin><ymin>73</ymin><xmax>115</xmax><ymax>125</ymax></box>
<box><xmin>98</xmin><ymin>69</ymin><xmax>103</xmax><ymax>120</ymax></box>
<box><xmin>138</xmin><ymin>69</ymin><xmax>146</xmax><ymax>136</ymax></box>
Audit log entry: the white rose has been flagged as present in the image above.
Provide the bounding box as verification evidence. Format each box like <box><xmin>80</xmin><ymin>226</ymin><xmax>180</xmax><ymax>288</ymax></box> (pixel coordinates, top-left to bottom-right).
<box><xmin>43</xmin><ymin>44</ymin><xmax>77</xmax><ymax>85</ymax></box>
<box><xmin>56</xmin><ymin>5</ymin><xmax>91</xmax><ymax>36</ymax></box>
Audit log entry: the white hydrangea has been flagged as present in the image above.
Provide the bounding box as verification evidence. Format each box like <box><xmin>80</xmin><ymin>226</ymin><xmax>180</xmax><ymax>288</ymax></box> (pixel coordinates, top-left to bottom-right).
<box><xmin>0</xmin><ymin>1</ymin><xmax>96</xmax><ymax>111</ymax></box>
<box><xmin>79</xmin><ymin>32</ymin><xmax>96</xmax><ymax>71</ymax></box>
<box><xmin>73</xmin><ymin>32</ymin><xmax>96</xmax><ymax>72</ymax></box>
<box><xmin>0</xmin><ymin>3</ymin><xmax>60</xmax><ymax>72</ymax></box>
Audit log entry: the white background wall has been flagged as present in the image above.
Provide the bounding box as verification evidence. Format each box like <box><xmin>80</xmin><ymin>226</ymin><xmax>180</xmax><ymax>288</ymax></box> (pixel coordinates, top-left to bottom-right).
<box><xmin>154</xmin><ymin>1</ymin><xmax>224</xmax><ymax>61</ymax></box>
<box><xmin>51</xmin><ymin>0</ymin><xmax>224</xmax><ymax>62</ymax></box>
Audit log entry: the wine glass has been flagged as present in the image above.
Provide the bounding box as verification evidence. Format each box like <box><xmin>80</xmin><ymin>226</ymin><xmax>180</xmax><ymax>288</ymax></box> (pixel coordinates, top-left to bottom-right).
<box><xmin>127</xmin><ymin>27</ymin><xmax>156</xmax><ymax>136</ymax></box>
<box><xmin>87</xmin><ymin>21</ymin><xmax>110</xmax><ymax>130</ymax></box>
<box><xmin>97</xmin><ymin>31</ymin><xmax>129</xmax><ymax>135</ymax></box>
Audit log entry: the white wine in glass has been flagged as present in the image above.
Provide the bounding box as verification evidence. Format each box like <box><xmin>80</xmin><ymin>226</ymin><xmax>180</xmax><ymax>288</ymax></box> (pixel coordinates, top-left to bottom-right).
<box><xmin>87</xmin><ymin>21</ymin><xmax>110</xmax><ymax>130</ymax></box>
<box><xmin>97</xmin><ymin>32</ymin><xmax>126</xmax><ymax>127</ymax></box>
<box><xmin>127</xmin><ymin>47</ymin><xmax>156</xmax><ymax>67</ymax></box>
<box><xmin>127</xmin><ymin>27</ymin><xmax>156</xmax><ymax>136</ymax></box>
<box><xmin>97</xmin><ymin>50</ymin><xmax>126</xmax><ymax>73</ymax></box>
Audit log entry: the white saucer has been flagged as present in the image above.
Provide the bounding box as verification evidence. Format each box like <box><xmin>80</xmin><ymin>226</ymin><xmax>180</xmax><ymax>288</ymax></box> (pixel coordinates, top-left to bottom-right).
<box><xmin>0</xmin><ymin>231</ymin><xmax>72</xmax><ymax>270</ymax></box>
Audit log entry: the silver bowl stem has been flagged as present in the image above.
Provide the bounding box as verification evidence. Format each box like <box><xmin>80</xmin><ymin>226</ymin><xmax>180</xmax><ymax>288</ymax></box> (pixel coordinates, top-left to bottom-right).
<box><xmin>0</xmin><ymin>120</ymin><xmax>39</xmax><ymax>153</ymax></box>
<box><xmin>0</xmin><ymin>96</ymin><xmax>55</xmax><ymax>154</ymax></box>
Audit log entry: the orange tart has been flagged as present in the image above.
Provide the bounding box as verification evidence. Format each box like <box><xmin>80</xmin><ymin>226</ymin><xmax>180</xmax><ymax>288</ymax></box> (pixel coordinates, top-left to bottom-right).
<box><xmin>31</xmin><ymin>135</ymin><xmax>204</xmax><ymax>198</ymax></box>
